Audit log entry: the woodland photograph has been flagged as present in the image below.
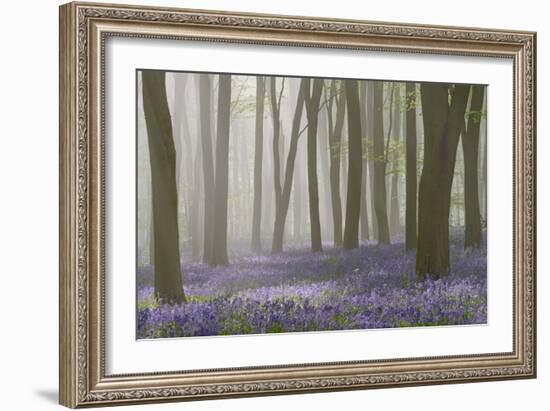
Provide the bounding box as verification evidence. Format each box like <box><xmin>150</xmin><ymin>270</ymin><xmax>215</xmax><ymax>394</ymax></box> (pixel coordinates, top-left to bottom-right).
<box><xmin>136</xmin><ymin>69</ymin><xmax>488</xmax><ymax>339</ymax></box>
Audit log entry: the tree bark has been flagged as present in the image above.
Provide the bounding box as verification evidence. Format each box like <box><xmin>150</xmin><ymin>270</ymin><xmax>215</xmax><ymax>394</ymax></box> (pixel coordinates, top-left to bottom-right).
<box><xmin>293</xmin><ymin>147</ymin><xmax>304</xmax><ymax>242</ymax></box>
<box><xmin>190</xmin><ymin>137</ymin><xmax>202</xmax><ymax>260</ymax></box>
<box><xmin>142</xmin><ymin>71</ymin><xmax>185</xmax><ymax>303</ymax></box>
<box><xmin>270</xmin><ymin>77</ymin><xmax>283</xmax><ymax>231</ymax></box>
<box><xmin>272</xmin><ymin>80</ymin><xmax>307</xmax><ymax>252</ymax></box>
<box><xmin>230</xmin><ymin>120</ymin><xmax>241</xmax><ymax>240</ymax></box>
<box><xmin>462</xmin><ymin>85</ymin><xmax>485</xmax><ymax>248</ymax></box>
<box><xmin>373</xmin><ymin>82</ymin><xmax>391</xmax><ymax>244</ymax></box>
<box><xmin>212</xmin><ymin>75</ymin><xmax>232</xmax><ymax>266</ymax></box>
<box><xmin>326</xmin><ymin>80</ymin><xmax>345</xmax><ymax>246</ymax></box>
<box><xmin>416</xmin><ymin>83</ymin><xmax>470</xmax><ymax>280</ymax></box>
<box><xmin>366</xmin><ymin>82</ymin><xmax>378</xmax><ymax>240</ymax></box>
<box><xmin>405</xmin><ymin>82</ymin><xmax>417</xmax><ymax>250</ymax></box>
<box><xmin>343</xmin><ymin>80</ymin><xmax>363</xmax><ymax>249</ymax></box>
<box><xmin>389</xmin><ymin>84</ymin><xmax>402</xmax><ymax>237</ymax></box>
<box><xmin>199</xmin><ymin>74</ymin><xmax>215</xmax><ymax>264</ymax></box>
<box><xmin>173</xmin><ymin>75</ymin><xmax>197</xmax><ymax>255</ymax></box>
<box><xmin>304</xmin><ymin>78</ymin><xmax>324</xmax><ymax>252</ymax></box>
<box><xmin>318</xmin><ymin>105</ymin><xmax>332</xmax><ymax>239</ymax></box>
<box><xmin>481</xmin><ymin>97</ymin><xmax>487</xmax><ymax>222</ymax></box>
<box><xmin>359</xmin><ymin>81</ymin><xmax>370</xmax><ymax>241</ymax></box>
<box><xmin>251</xmin><ymin>77</ymin><xmax>265</xmax><ymax>253</ymax></box>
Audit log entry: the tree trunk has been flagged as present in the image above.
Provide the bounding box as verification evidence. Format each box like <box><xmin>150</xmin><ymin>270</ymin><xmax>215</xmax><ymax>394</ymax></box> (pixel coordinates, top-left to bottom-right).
<box><xmin>373</xmin><ymin>81</ymin><xmax>390</xmax><ymax>244</ymax></box>
<box><xmin>293</xmin><ymin>150</ymin><xmax>303</xmax><ymax>242</ymax></box>
<box><xmin>326</xmin><ymin>80</ymin><xmax>345</xmax><ymax>246</ymax></box>
<box><xmin>173</xmin><ymin>75</ymin><xmax>196</xmax><ymax>255</ymax></box>
<box><xmin>304</xmin><ymin>78</ymin><xmax>324</xmax><ymax>252</ymax></box>
<box><xmin>405</xmin><ymin>82</ymin><xmax>417</xmax><ymax>250</ymax></box>
<box><xmin>343</xmin><ymin>80</ymin><xmax>363</xmax><ymax>249</ymax></box>
<box><xmin>389</xmin><ymin>84</ymin><xmax>402</xmax><ymax>237</ymax></box>
<box><xmin>479</xmin><ymin>93</ymin><xmax>488</xmax><ymax>224</ymax></box>
<box><xmin>142</xmin><ymin>71</ymin><xmax>185</xmax><ymax>303</ymax></box>
<box><xmin>230</xmin><ymin>121</ymin><xmax>241</xmax><ymax>240</ymax></box>
<box><xmin>212</xmin><ymin>75</ymin><xmax>232</xmax><ymax>266</ymax></box>
<box><xmin>318</xmin><ymin>106</ymin><xmax>332</xmax><ymax>240</ymax></box>
<box><xmin>251</xmin><ymin>77</ymin><xmax>265</xmax><ymax>253</ymax></box>
<box><xmin>240</xmin><ymin>123</ymin><xmax>252</xmax><ymax>241</ymax></box>
<box><xmin>199</xmin><ymin>74</ymin><xmax>215</xmax><ymax>264</ymax></box>
<box><xmin>149</xmin><ymin>206</ymin><xmax>154</xmax><ymax>266</ymax></box>
<box><xmin>416</xmin><ymin>83</ymin><xmax>470</xmax><ymax>280</ymax></box>
<box><xmin>190</xmin><ymin>137</ymin><xmax>202</xmax><ymax>260</ymax></box>
<box><xmin>359</xmin><ymin>81</ymin><xmax>370</xmax><ymax>241</ymax></box>
<box><xmin>272</xmin><ymin>80</ymin><xmax>307</xmax><ymax>252</ymax></box>
<box><xmin>270</xmin><ymin>77</ymin><xmax>283</xmax><ymax>231</ymax></box>
<box><xmin>462</xmin><ymin>85</ymin><xmax>485</xmax><ymax>248</ymax></box>
<box><xmin>366</xmin><ymin>82</ymin><xmax>378</xmax><ymax>240</ymax></box>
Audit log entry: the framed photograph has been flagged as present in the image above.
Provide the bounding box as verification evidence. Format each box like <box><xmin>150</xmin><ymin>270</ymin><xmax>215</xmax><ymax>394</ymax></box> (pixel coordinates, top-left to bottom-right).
<box><xmin>59</xmin><ymin>1</ymin><xmax>536</xmax><ymax>408</ymax></box>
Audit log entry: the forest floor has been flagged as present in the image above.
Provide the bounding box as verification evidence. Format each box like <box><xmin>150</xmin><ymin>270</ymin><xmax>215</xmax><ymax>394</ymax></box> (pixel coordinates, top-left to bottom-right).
<box><xmin>137</xmin><ymin>233</ymin><xmax>487</xmax><ymax>339</ymax></box>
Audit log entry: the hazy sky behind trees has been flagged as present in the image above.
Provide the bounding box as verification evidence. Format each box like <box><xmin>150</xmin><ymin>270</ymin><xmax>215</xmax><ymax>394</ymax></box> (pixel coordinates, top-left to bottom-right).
<box><xmin>137</xmin><ymin>71</ymin><xmax>487</xmax><ymax>272</ymax></box>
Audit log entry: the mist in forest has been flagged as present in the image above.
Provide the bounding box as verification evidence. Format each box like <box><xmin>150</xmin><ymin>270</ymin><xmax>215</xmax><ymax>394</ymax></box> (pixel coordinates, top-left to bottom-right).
<box><xmin>136</xmin><ymin>70</ymin><xmax>488</xmax><ymax>339</ymax></box>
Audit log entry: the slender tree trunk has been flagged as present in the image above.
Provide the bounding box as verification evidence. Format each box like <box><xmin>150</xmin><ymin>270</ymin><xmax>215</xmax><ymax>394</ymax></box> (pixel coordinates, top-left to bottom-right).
<box><xmin>173</xmin><ymin>75</ymin><xmax>196</xmax><ymax>254</ymax></box>
<box><xmin>479</xmin><ymin>93</ymin><xmax>488</xmax><ymax>223</ymax></box>
<box><xmin>240</xmin><ymin>124</ymin><xmax>252</xmax><ymax>239</ymax></box>
<box><xmin>190</xmin><ymin>138</ymin><xmax>202</xmax><ymax>260</ymax></box>
<box><xmin>262</xmin><ymin>130</ymin><xmax>273</xmax><ymax>236</ymax></box>
<box><xmin>405</xmin><ymin>82</ymin><xmax>417</xmax><ymax>250</ymax></box>
<box><xmin>462</xmin><ymin>85</ymin><xmax>485</xmax><ymax>248</ymax></box>
<box><xmin>373</xmin><ymin>82</ymin><xmax>390</xmax><ymax>244</ymax></box>
<box><xmin>171</xmin><ymin>74</ymin><xmax>185</xmax><ymax>185</ymax></box>
<box><xmin>293</xmin><ymin>138</ymin><xmax>305</xmax><ymax>242</ymax></box>
<box><xmin>326</xmin><ymin>80</ymin><xmax>345</xmax><ymax>246</ymax></box>
<box><xmin>341</xmin><ymin>127</ymin><xmax>348</xmax><ymax>214</ymax></box>
<box><xmin>318</xmin><ymin>106</ymin><xmax>332</xmax><ymax>239</ymax></box>
<box><xmin>304</xmin><ymin>78</ymin><xmax>324</xmax><ymax>252</ymax></box>
<box><xmin>142</xmin><ymin>71</ymin><xmax>185</xmax><ymax>303</ymax></box>
<box><xmin>416</xmin><ymin>83</ymin><xmax>470</xmax><ymax>280</ymax></box>
<box><xmin>270</xmin><ymin>77</ymin><xmax>283</xmax><ymax>231</ymax></box>
<box><xmin>343</xmin><ymin>80</ymin><xmax>363</xmax><ymax>249</ymax></box>
<box><xmin>251</xmin><ymin>77</ymin><xmax>265</xmax><ymax>253</ymax></box>
<box><xmin>212</xmin><ymin>75</ymin><xmax>232</xmax><ymax>266</ymax></box>
<box><xmin>231</xmin><ymin>121</ymin><xmax>241</xmax><ymax>240</ymax></box>
<box><xmin>199</xmin><ymin>74</ymin><xmax>215</xmax><ymax>264</ymax></box>
<box><xmin>293</xmin><ymin>153</ymin><xmax>303</xmax><ymax>241</ymax></box>
<box><xmin>272</xmin><ymin>80</ymin><xmax>307</xmax><ymax>252</ymax></box>
<box><xmin>389</xmin><ymin>84</ymin><xmax>402</xmax><ymax>237</ymax></box>
<box><xmin>366</xmin><ymin>82</ymin><xmax>378</xmax><ymax>240</ymax></box>
<box><xmin>359</xmin><ymin>81</ymin><xmax>370</xmax><ymax>241</ymax></box>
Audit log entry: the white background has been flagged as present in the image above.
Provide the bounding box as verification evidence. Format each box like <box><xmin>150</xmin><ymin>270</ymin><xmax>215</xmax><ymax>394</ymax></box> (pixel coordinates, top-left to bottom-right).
<box><xmin>0</xmin><ymin>0</ymin><xmax>546</xmax><ymax>410</ymax></box>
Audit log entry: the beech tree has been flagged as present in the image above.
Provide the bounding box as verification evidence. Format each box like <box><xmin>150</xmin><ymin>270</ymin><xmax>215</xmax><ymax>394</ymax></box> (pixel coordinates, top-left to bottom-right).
<box><xmin>462</xmin><ymin>85</ymin><xmax>485</xmax><ymax>249</ymax></box>
<box><xmin>416</xmin><ymin>83</ymin><xmax>469</xmax><ymax>279</ymax></box>
<box><xmin>142</xmin><ymin>70</ymin><xmax>185</xmax><ymax>303</ymax></box>
<box><xmin>373</xmin><ymin>81</ymin><xmax>390</xmax><ymax>244</ymax></box>
<box><xmin>325</xmin><ymin>80</ymin><xmax>346</xmax><ymax>246</ymax></box>
<box><xmin>251</xmin><ymin>76</ymin><xmax>265</xmax><ymax>254</ymax></box>
<box><xmin>211</xmin><ymin>75</ymin><xmax>232</xmax><ymax>266</ymax></box>
<box><xmin>199</xmin><ymin>74</ymin><xmax>215</xmax><ymax>264</ymax></box>
<box><xmin>270</xmin><ymin>77</ymin><xmax>285</xmax><ymax>235</ymax></box>
<box><xmin>304</xmin><ymin>78</ymin><xmax>324</xmax><ymax>252</ymax></box>
<box><xmin>343</xmin><ymin>80</ymin><xmax>363</xmax><ymax>249</ymax></box>
<box><xmin>359</xmin><ymin>81</ymin><xmax>370</xmax><ymax>241</ymax></box>
<box><xmin>389</xmin><ymin>84</ymin><xmax>402</xmax><ymax>237</ymax></box>
<box><xmin>405</xmin><ymin>82</ymin><xmax>418</xmax><ymax>250</ymax></box>
<box><xmin>366</xmin><ymin>81</ymin><xmax>378</xmax><ymax>240</ymax></box>
<box><xmin>272</xmin><ymin>79</ymin><xmax>307</xmax><ymax>253</ymax></box>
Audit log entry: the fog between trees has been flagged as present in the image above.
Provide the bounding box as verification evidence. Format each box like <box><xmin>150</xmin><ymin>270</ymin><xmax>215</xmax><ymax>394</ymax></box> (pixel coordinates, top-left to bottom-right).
<box><xmin>137</xmin><ymin>71</ymin><xmax>487</xmax><ymax>302</ymax></box>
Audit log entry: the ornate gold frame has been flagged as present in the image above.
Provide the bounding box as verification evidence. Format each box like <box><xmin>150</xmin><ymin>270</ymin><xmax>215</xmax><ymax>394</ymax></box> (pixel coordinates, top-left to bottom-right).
<box><xmin>59</xmin><ymin>1</ymin><xmax>536</xmax><ymax>408</ymax></box>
